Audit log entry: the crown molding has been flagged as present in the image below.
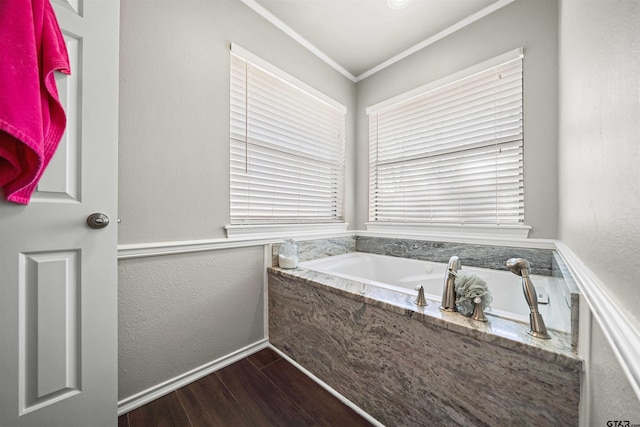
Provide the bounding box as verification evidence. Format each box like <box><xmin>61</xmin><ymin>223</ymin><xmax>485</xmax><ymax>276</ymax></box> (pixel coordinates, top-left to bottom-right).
<box><xmin>238</xmin><ymin>0</ymin><xmax>357</xmax><ymax>82</ymax></box>
<box><xmin>239</xmin><ymin>0</ymin><xmax>515</xmax><ymax>82</ymax></box>
<box><xmin>356</xmin><ymin>0</ymin><xmax>516</xmax><ymax>81</ymax></box>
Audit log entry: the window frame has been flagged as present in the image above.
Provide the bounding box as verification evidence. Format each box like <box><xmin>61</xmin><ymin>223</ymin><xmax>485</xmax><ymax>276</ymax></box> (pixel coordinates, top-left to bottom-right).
<box><xmin>226</xmin><ymin>44</ymin><xmax>348</xmax><ymax>238</ymax></box>
<box><xmin>365</xmin><ymin>48</ymin><xmax>530</xmax><ymax>238</ymax></box>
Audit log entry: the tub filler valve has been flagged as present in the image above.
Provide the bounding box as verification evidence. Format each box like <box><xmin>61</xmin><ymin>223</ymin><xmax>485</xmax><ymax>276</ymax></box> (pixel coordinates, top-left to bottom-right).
<box><xmin>440</xmin><ymin>256</ymin><xmax>461</xmax><ymax>312</ymax></box>
<box><xmin>506</xmin><ymin>258</ymin><xmax>551</xmax><ymax>339</ymax></box>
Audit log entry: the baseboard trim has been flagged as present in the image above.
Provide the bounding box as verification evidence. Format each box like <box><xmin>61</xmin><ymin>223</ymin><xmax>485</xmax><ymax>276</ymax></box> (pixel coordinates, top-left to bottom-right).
<box><xmin>268</xmin><ymin>344</ymin><xmax>385</xmax><ymax>427</ymax></box>
<box><xmin>117</xmin><ymin>339</ymin><xmax>269</xmax><ymax>416</ymax></box>
<box><xmin>555</xmin><ymin>241</ymin><xmax>640</xmax><ymax>402</ymax></box>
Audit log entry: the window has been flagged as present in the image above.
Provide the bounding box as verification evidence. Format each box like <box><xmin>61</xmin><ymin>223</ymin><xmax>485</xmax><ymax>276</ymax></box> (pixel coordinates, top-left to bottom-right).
<box><xmin>229</xmin><ymin>45</ymin><xmax>346</xmax><ymax>227</ymax></box>
<box><xmin>367</xmin><ymin>49</ymin><xmax>524</xmax><ymax>227</ymax></box>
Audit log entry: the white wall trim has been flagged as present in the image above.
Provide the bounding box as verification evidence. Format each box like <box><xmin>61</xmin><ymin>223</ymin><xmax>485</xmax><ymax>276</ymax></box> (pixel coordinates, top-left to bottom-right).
<box><xmin>555</xmin><ymin>241</ymin><xmax>640</xmax><ymax>403</ymax></box>
<box><xmin>117</xmin><ymin>230</ymin><xmax>355</xmax><ymax>259</ymax></box>
<box><xmin>238</xmin><ymin>0</ymin><xmax>356</xmax><ymax>82</ymax></box>
<box><xmin>356</xmin><ymin>0</ymin><xmax>516</xmax><ymax>81</ymax></box>
<box><xmin>225</xmin><ymin>223</ymin><xmax>350</xmax><ymax>239</ymax></box>
<box><xmin>117</xmin><ymin>228</ymin><xmax>562</xmax><ymax>259</ymax></box>
<box><xmin>117</xmin><ymin>229</ymin><xmax>558</xmax><ymax>259</ymax></box>
<box><xmin>117</xmin><ymin>339</ymin><xmax>269</xmax><ymax>416</ymax></box>
<box><xmin>238</xmin><ymin>0</ymin><xmax>515</xmax><ymax>83</ymax></box>
<box><xmin>268</xmin><ymin>345</ymin><xmax>385</xmax><ymax>427</ymax></box>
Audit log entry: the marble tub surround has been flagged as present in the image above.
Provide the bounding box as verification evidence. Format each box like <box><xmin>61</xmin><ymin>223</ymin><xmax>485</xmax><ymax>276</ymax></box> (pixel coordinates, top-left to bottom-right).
<box><xmin>268</xmin><ymin>268</ymin><xmax>581</xmax><ymax>426</ymax></box>
<box><xmin>272</xmin><ymin>236</ymin><xmax>356</xmax><ymax>267</ymax></box>
<box><xmin>356</xmin><ymin>236</ymin><xmax>554</xmax><ymax>276</ymax></box>
<box><xmin>353</xmin><ymin>237</ymin><xmax>581</xmax><ymax>349</ymax></box>
<box><xmin>272</xmin><ymin>236</ymin><xmax>580</xmax><ymax>348</ymax></box>
<box><xmin>269</xmin><ymin>267</ymin><xmax>580</xmax><ymax>367</ymax></box>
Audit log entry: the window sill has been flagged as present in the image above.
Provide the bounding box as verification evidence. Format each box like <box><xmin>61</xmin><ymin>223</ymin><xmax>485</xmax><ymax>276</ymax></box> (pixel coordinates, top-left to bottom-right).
<box><xmin>364</xmin><ymin>222</ymin><xmax>532</xmax><ymax>243</ymax></box>
<box><xmin>225</xmin><ymin>223</ymin><xmax>350</xmax><ymax>239</ymax></box>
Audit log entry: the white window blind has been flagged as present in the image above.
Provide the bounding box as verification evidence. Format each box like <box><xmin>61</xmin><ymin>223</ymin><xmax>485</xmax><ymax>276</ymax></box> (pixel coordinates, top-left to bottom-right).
<box><xmin>367</xmin><ymin>49</ymin><xmax>524</xmax><ymax>225</ymax></box>
<box><xmin>230</xmin><ymin>45</ymin><xmax>346</xmax><ymax>225</ymax></box>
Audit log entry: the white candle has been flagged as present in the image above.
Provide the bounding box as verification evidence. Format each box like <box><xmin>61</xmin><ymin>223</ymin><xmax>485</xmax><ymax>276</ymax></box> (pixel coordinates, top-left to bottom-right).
<box><xmin>279</xmin><ymin>254</ymin><xmax>298</xmax><ymax>269</ymax></box>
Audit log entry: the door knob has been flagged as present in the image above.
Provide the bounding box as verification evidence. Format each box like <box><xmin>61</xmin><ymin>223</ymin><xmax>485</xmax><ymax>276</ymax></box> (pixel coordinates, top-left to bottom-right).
<box><xmin>86</xmin><ymin>213</ymin><xmax>110</xmax><ymax>229</ymax></box>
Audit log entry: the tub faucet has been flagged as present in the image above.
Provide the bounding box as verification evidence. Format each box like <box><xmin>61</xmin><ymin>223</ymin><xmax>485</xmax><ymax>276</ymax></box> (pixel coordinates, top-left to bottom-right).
<box><xmin>506</xmin><ymin>258</ymin><xmax>551</xmax><ymax>339</ymax></box>
<box><xmin>440</xmin><ymin>256</ymin><xmax>461</xmax><ymax>312</ymax></box>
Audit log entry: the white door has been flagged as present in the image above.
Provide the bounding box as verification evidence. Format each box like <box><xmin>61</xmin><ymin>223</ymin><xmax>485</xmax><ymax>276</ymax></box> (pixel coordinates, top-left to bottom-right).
<box><xmin>0</xmin><ymin>1</ymin><xmax>119</xmax><ymax>426</ymax></box>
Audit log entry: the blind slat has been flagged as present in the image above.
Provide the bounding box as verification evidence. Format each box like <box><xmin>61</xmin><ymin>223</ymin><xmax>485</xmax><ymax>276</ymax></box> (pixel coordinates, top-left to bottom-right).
<box><xmin>230</xmin><ymin>52</ymin><xmax>346</xmax><ymax>224</ymax></box>
<box><xmin>368</xmin><ymin>53</ymin><xmax>524</xmax><ymax>225</ymax></box>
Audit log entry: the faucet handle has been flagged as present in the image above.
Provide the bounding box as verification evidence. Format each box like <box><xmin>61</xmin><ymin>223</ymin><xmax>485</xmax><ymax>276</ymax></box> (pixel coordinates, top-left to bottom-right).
<box><xmin>414</xmin><ymin>285</ymin><xmax>427</xmax><ymax>306</ymax></box>
<box><xmin>471</xmin><ymin>296</ymin><xmax>488</xmax><ymax>322</ymax></box>
<box><xmin>447</xmin><ymin>255</ymin><xmax>461</xmax><ymax>272</ymax></box>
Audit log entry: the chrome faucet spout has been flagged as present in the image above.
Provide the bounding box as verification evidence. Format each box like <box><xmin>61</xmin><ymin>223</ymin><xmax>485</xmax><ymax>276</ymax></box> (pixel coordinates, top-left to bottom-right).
<box><xmin>440</xmin><ymin>256</ymin><xmax>460</xmax><ymax>312</ymax></box>
<box><xmin>506</xmin><ymin>258</ymin><xmax>551</xmax><ymax>339</ymax></box>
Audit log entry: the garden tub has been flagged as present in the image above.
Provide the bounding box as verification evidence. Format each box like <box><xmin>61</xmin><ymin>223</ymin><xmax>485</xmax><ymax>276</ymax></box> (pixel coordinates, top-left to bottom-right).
<box><xmin>300</xmin><ymin>252</ymin><xmax>570</xmax><ymax>333</ymax></box>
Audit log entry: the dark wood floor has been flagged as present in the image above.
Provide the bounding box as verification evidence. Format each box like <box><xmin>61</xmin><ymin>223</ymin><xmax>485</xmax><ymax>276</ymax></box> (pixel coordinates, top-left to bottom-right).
<box><xmin>118</xmin><ymin>347</ymin><xmax>375</xmax><ymax>427</ymax></box>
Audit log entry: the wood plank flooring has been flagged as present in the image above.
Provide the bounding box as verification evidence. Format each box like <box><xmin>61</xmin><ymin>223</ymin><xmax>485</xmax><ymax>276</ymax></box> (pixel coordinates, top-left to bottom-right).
<box><xmin>118</xmin><ymin>348</ymin><xmax>375</xmax><ymax>427</ymax></box>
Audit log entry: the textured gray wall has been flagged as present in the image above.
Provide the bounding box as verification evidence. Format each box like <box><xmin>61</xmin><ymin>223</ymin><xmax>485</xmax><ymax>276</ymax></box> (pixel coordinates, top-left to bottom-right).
<box><xmin>589</xmin><ymin>320</ymin><xmax>640</xmax><ymax>424</ymax></box>
<box><xmin>118</xmin><ymin>0</ymin><xmax>356</xmax><ymax>244</ymax></box>
<box><xmin>118</xmin><ymin>247</ymin><xmax>264</xmax><ymax>400</ymax></box>
<box><xmin>558</xmin><ymin>0</ymin><xmax>640</xmax><ymax>336</ymax></box>
<box><xmin>355</xmin><ymin>0</ymin><xmax>560</xmax><ymax>239</ymax></box>
<box><xmin>117</xmin><ymin>0</ymin><xmax>355</xmax><ymax>401</ymax></box>
<box><xmin>558</xmin><ymin>0</ymin><xmax>640</xmax><ymax>422</ymax></box>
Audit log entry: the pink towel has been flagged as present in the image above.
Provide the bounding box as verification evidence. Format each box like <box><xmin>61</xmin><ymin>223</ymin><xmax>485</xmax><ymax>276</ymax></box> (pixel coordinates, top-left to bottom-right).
<box><xmin>0</xmin><ymin>0</ymin><xmax>70</xmax><ymax>204</ymax></box>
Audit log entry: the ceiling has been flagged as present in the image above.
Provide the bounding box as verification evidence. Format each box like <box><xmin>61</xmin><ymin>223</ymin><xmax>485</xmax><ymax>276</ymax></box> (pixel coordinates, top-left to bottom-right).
<box><xmin>245</xmin><ymin>0</ymin><xmax>510</xmax><ymax>81</ymax></box>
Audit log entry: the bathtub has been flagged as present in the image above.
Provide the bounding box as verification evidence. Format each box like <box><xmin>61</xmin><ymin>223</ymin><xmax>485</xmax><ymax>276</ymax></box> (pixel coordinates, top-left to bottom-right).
<box><xmin>300</xmin><ymin>252</ymin><xmax>570</xmax><ymax>333</ymax></box>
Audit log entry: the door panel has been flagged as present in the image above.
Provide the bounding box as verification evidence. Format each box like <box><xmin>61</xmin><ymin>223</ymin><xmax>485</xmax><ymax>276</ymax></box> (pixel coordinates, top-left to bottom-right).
<box><xmin>35</xmin><ymin>35</ymin><xmax>80</xmax><ymax>202</ymax></box>
<box><xmin>20</xmin><ymin>250</ymin><xmax>81</xmax><ymax>414</ymax></box>
<box><xmin>0</xmin><ymin>1</ymin><xmax>119</xmax><ymax>426</ymax></box>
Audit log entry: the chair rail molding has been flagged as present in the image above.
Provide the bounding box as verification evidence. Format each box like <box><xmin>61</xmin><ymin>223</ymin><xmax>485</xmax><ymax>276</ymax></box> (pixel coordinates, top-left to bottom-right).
<box><xmin>555</xmin><ymin>241</ymin><xmax>640</xmax><ymax>402</ymax></box>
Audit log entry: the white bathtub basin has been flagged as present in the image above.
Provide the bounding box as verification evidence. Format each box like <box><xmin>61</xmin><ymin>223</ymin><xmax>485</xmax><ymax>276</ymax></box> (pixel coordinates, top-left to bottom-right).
<box><xmin>300</xmin><ymin>252</ymin><xmax>570</xmax><ymax>333</ymax></box>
